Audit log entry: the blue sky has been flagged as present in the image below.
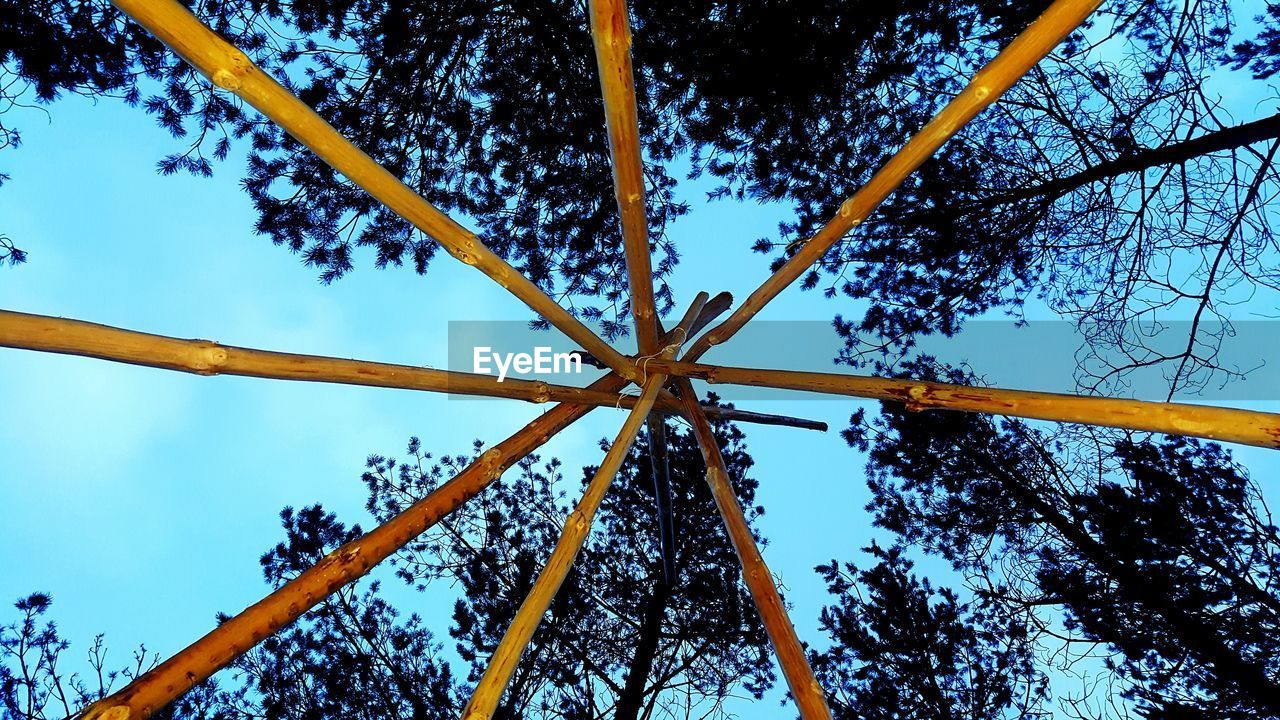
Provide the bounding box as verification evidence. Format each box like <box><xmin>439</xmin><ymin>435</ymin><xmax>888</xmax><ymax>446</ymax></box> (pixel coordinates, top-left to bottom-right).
<box><xmin>2</xmin><ymin>50</ymin><xmax>1280</xmax><ymax>717</ymax></box>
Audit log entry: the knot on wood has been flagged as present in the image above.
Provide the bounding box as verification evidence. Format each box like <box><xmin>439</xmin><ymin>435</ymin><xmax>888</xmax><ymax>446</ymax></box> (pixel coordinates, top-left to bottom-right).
<box><xmin>531</xmin><ymin>382</ymin><xmax>551</xmax><ymax>404</ymax></box>
<box><xmin>904</xmin><ymin>384</ymin><xmax>929</xmax><ymax>412</ymax></box>
<box><xmin>211</xmin><ymin>69</ymin><xmax>240</xmax><ymax>90</ymax></box>
<box><xmin>445</xmin><ymin>236</ymin><xmax>482</xmax><ymax>266</ymax></box>
<box><xmin>479</xmin><ymin>448</ymin><xmax>503</xmax><ymax>478</ymax></box>
<box><xmin>210</xmin><ymin>49</ymin><xmax>251</xmax><ymax>91</ymax></box>
<box><xmin>192</xmin><ymin>343</ymin><xmax>228</xmax><ymax>374</ymax></box>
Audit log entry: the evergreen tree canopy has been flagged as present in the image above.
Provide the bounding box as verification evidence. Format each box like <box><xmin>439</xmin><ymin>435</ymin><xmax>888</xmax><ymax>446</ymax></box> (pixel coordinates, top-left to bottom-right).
<box><xmin>845</xmin><ymin>363</ymin><xmax>1280</xmax><ymax>718</ymax></box>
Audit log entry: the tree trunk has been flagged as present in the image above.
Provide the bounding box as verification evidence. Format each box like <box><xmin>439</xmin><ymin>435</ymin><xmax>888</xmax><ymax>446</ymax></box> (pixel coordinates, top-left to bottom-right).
<box><xmin>615</xmin><ymin>581</ymin><xmax>672</xmax><ymax>720</ymax></box>
<box><xmin>646</xmin><ymin>417</ymin><xmax>678</xmax><ymax>585</ymax></box>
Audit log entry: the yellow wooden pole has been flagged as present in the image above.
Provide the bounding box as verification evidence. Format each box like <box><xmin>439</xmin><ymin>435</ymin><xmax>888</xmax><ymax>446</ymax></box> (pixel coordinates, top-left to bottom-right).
<box><xmin>0</xmin><ymin>310</ymin><xmax>625</xmax><ymax>405</ymax></box>
<box><xmin>674</xmin><ymin>378</ymin><xmax>833</xmax><ymax>719</ymax></box>
<box><xmin>685</xmin><ymin>0</ymin><xmax>1103</xmax><ymax>362</ymax></box>
<box><xmin>0</xmin><ymin>309</ymin><xmax>826</xmax><ymax>430</ymax></box>
<box><xmin>589</xmin><ymin>0</ymin><xmax>660</xmax><ymax>354</ymax></box>
<box><xmin>460</xmin><ymin>374</ymin><xmax>668</xmax><ymax>720</ymax></box>
<box><xmin>646</xmin><ymin>359</ymin><xmax>1280</xmax><ymax>450</ymax></box>
<box><xmin>108</xmin><ymin>0</ymin><xmax>636</xmax><ymax>381</ymax></box>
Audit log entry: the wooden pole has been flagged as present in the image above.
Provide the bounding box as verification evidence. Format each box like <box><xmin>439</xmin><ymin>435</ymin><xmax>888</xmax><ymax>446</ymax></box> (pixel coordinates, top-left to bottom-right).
<box><xmin>565</xmin><ymin>290</ymin><xmax>730</xmax><ymax>419</ymax></box>
<box><xmin>460</xmin><ymin>374</ymin><xmax>668</xmax><ymax>720</ymax></box>
<box><xmin>0</xmin><ymin>310</ymin><xmax>822</xmax><ymax>431</ymax></box>
<box><xmin>108</xmin><ymin>0</ymin><xmax>636</xmax><ymax>381</ymax></box>
<box><xmin>78</xmin><ymin>371</ymin><xmax>634</xmax><ymax>720</ymax></box>
<box><xmin>670</xmin><ymin>292</ymin><xmax>710</xmax><ymax>348</ymax></box>
<box><xmin>684</xmin><ymin>0</ymin><xmax>1103</xmax><ymax>362</ymax></box>
<box><xmin>590</xmin><ymin>0</ymin><xmax>660</xmax><ymax>354</ymax></box>
<box><xmin>686</xmin><ymin>291</ymin><xmax>732</xmax><ymax>342</ymax></box>
<box><xmin>570</xmin><ymin>291</ymin><xmax>727</xmax><ymax>371</ymax></box>
<box><xmin>0</xmin><ymin>310</ymin><xmax>627</xmax><ymax>405</ymax></box>
<box><xmin>674</xmin><ymin>378</ymin><xmax>833</xmax><ymax>719</ymax></box>
<box><xmin>646</xmin><ymin>359</ymin><xmax>1280</xmax><ymax>450</ymax></box>
<box><xmin>645</xmin><ymin>292</ymin><xmax>708</xmax><ymax>584</ymax></box>
<box><xmin>694</xmin><ymin>406</ymin><xmax>826</xmax><ymax>432</ymax></box>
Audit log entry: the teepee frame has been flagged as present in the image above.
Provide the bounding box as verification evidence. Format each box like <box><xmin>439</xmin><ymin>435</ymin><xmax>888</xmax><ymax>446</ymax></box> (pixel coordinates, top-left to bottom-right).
<box><xmin>1</xmin><ymin>0</ymin><xmax>1273</xmax><ymax>717</ymax></box>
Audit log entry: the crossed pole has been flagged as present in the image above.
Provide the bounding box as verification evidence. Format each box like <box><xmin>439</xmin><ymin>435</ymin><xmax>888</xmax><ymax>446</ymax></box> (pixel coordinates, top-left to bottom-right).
<box><xmin>5</xmin><ymin>0</ymin><xmax>1275</xmax><ymax>718</ymax></box>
